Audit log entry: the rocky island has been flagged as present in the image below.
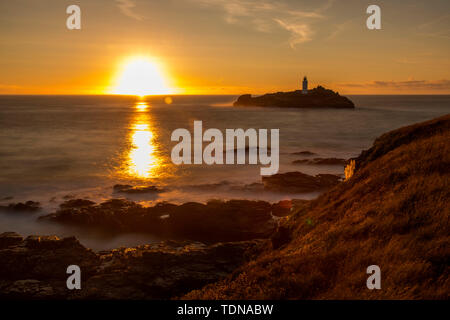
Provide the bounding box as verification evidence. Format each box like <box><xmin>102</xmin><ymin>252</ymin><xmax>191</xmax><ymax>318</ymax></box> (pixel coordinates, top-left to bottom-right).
<box><xmin>234</xmin><ymin>86</ymin><xmax>355</xmax><ymax>109</ymax></box>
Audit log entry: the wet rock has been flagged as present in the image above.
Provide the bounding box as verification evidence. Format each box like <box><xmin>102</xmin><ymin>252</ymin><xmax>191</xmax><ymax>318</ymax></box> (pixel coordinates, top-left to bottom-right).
<box><xmin>262</xmin><ymin>171</ymin><xmax>341</xmax><ymax>193</ymax></box>
<box><xmin>60</xmin><ymin>199</ymin><xmax>96</xmax><ymax>209</ymax></box>
<box><xmin>0</xmin><ymin>234</ymin><xmax>98</xmax><ymax>299</ymax></box>
<box><xmin>0</xmin><ymin>234</ymin><xmax>264</xmax><ymax>299</ymax></box>
<box><xmin>113</xmin><ymin>184</ymin><xmax>163</xmax><ymax>194</ymax></box>
<box><xmin>0</xmin><ymin>234</ymin><xmax>99</xmax><ymax>300</ymax></box>
<box><xmin>0</xmin><ymin>201</ymin><xmax>41</xmax><ymax>212</ymax></box>
<box><xmin>24</xmin><ymin>235</ymin><xmax>81</xmax><ymax>250</ymax></box>
<box><xmin>40</xmin><ymin>199</ymin><xmax>277</xmax><ymax>243</ymax></box>
<box><xmin>1</xmin><ymin>279</ymin><xmax>55</xmax><ymax>299</ymax></box>
<box><xmin>0</xmin><ymin>232</ymin><xmax>23</xmax><ymax>249</ymax></box>
<box><xmin>271</xmin><ymin>200</ymin><xmax>292</xmax><ymax>217</ymax></box>
<box><xmin>292</xmin><ymin>157</ymin><xmax>347</xmax><ymax>165</ymax></box>
<box><xmin>40</xmin><ymin>198</ymin><xmax>143</xmax><ymax>231</ymax></box>
<box><xmin>165</xmin><ymin>200</ymin><xmax>276</xmax><ymax>242</ymax></box>
<box><xmin>83</xmin><ymin>240</ymin><xmax>263</xmax><ymax>299</ymax></box>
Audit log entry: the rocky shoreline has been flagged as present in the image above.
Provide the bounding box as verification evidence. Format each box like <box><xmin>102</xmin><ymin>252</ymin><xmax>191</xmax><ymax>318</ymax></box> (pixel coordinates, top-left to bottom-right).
<box><xmin>0</xmin><ymin>169</ymin><xmax>335</xmax><ymax>299</ymax></box>
<box><xmin>0</xmin><ymin>232</ymin><xmax>264</xmax><ymax>299</ymax></box>
<box><xmin>0</xmin><ymin>168</ymin><xmax>342</xmax><ymax>243</ymax></box>
<box><xmin>0</xmin><ymin>157</ymin><xmax>345</xmax><ymax>299</ymax></box>
<box><xmin>0</xmin><ymin>192</ymin><xmax>312</xmax><ymax>299</ymax></box>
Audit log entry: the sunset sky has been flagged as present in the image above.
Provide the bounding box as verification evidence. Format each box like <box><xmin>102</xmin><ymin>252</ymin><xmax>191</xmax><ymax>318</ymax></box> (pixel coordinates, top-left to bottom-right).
<box><xmin>1</xmin><ymin>0</ymin><xmax>449</xmax><ymax>95</ymax></box>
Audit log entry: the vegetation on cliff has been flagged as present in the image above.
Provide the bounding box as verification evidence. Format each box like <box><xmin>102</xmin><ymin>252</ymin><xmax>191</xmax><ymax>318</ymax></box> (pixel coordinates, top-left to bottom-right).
<box><xmin>185</xmin><ymin>114</ymin><xmax>450</xmax><ymax>299</ymax></box>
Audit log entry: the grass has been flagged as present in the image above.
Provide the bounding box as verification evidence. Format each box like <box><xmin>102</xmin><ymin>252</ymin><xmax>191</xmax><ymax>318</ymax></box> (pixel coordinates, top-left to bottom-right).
<box><xmin>184</xmin><ymin>114</ymin><xmax>450</xmax><ymax>299</ymax></box>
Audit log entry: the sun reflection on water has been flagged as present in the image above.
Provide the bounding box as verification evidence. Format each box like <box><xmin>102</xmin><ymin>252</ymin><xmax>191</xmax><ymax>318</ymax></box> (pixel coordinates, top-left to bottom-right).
<box><xmin>126</xmin><ymin>102</ymin><xmax>162</xmax><ymax>179</ymax></box>
<box><xmin>135</xmin><ymin>101</ymin><xmax>148</xmax><ymax>112</ymax></box>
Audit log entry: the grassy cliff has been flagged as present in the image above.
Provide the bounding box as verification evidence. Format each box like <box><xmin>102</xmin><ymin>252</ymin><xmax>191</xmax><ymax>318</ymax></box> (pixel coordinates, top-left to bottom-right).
<box><xmin>185</xmin><ymin>114</ymin><xmax>450</xmax><ymax>299</ymax></box>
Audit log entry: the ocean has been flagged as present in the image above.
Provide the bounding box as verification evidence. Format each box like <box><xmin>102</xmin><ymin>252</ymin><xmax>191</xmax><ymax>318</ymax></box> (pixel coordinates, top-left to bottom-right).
<box><xmin>0</xmin><ymin>94</ymin><xmax>449</xmax><ymax>249</ymax></box>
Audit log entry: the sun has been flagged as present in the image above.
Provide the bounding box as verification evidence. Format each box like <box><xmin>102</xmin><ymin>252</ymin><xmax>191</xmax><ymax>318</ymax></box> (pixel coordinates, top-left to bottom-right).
<box><xmin>111</xmin><ymin>56</ymin><xmax>174</xmax><ymax>96</ymax></box>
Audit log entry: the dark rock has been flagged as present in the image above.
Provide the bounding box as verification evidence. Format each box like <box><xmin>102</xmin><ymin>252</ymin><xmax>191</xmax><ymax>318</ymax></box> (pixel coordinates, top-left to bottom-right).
<box><xmin>292</xmin><ymin>160</ymin><xmax>310</xmax><ymax>164</ymax></box>
<box><xmin>40</xmin><ymin>199</ymin><xmax>277</xmax><ymax>243</ymax></box>
<box><xmin>271</xmin><ymin>226</ymin><xmax>292</xmax><ymax>249</ymax></box>
<box><xmin>165</xmin><ymin>200</ymin><xmax>276</xmax><ymax>242</ymax></box>
<box><xmin>234</xmin><ymin>86</ymin><xmax>354</xmax><ymax>109</ymax></box>
<box><xmin>262</xmin><ymin>171</ymin><xmax>341</xmax><ymax>193</ymax></box>
<box><xmin>82</xmin><ymin>240</ymin><xmax>263</xmax><ymax>299</ymax></box>
<box><xmin>292</xmin><ymin>157</ymin><xmax>347</xmax><ymax>165</ymax></box>
<box><xmin>0</xmin><ymin>234</ymin><xmax>264</xmax><ymax>299</ymax></box>
<box><xmin>0</xmin><ymin>279</ymin><xmax>55</xmax><ymax>299</ymax></box>
<box><xmin>0</xmin><ymin>234</ymin><xmax>98</xmax><ymax>299</ymax></box>
<box><xmin>59</xmin><ymin>199</ymin><xmax>96</xmax><ymax>209</ymax></box>
<box><xmin>25</xmin><ymin>235</ymin><xmax>81</xmax><ymax>250</ymax></box>
<box><xmin>40</xmin><ymin>198</ymin><xmax>143</xmax><ymax>231</ymax></box>
<box><xmin>0</xmin><ymin>201</ymin><xmax>41</xmax><ymax>212</ymax></box>
<box><xmin>113</xmin><ymin>184</ymin><xmax>163</xmax><ymax>194</ymax></box>
<box><xmin>0</xmin><ymin>232</ymin><xmax>23</xmax><ymax>249</ymax></box>
<box><xmin>271</xmin><ymin>200</ymin><xmax>292</xmax><ymax>217</ymax></box>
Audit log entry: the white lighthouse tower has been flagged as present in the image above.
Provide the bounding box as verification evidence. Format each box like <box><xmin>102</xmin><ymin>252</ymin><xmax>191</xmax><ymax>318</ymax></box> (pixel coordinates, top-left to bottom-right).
<box><xmin>302</xmin><ymin>76</ymin><xmax>308</xmax><ymax>94</ymax></box>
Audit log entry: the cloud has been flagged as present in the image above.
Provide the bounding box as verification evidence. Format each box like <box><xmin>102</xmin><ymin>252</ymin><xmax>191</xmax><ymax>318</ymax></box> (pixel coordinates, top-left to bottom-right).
<box><xmin>191</xmin><ymin>0</ymin><xmax>334</xmax><ymax>47</ymax></box>
<box><xmin>325</xmin><ymin>18</ymin><xmax>355</xmax><ymax>41</ymax></box>
<box><xmin>115</xmin><ymin>0</ymin><xmax>143</xmax><ymax>21</ymax></box>
<box><xmin>339</xmin><ymin>80</ymin><xmax>450</xmax><ymax>91</ymax></box>
<box><xmin>416</xmin><ymin>14</ymin><xmax>450</xmax><ymax>40</ymax></box>
<box><xmin>274</xmin><ymin>19</ymin><xmax>313</xmax><ymax>47</ymax></box>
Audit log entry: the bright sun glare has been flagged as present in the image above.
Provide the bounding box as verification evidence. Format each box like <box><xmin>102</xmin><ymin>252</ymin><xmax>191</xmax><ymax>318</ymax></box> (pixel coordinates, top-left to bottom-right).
<box><xmin>112</xmin><ymin>57</ymin><xmax>173</xmax><ymax>96</ymax></box>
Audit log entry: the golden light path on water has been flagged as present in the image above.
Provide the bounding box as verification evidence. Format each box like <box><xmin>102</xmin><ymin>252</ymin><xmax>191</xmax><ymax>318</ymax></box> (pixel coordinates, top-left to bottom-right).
<box><xmin>126</xmin><ymin>101</ymin><xmax>163</xmax><ymax>179</ymax></box>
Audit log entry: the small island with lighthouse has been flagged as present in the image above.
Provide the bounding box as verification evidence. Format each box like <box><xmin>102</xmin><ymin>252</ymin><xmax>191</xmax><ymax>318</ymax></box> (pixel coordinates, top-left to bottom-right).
<box><xmin>234</xmin><ymin>77</ymin><xmax>355</xmax><ymax>109</ymax></box>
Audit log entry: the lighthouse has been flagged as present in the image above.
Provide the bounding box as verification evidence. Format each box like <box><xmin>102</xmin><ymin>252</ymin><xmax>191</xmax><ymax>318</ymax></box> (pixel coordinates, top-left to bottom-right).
<box><xmin>302</xmin><ymin>76</ymin><xmax>308</xmax><ymax>94</ymax></box>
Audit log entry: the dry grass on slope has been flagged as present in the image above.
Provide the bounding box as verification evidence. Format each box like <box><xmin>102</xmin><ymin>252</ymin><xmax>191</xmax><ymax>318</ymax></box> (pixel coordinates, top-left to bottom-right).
<box><xmin>184</xmin><ymin>114</ymin><xmax>450</xmax><ymax>299</ymax></box>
